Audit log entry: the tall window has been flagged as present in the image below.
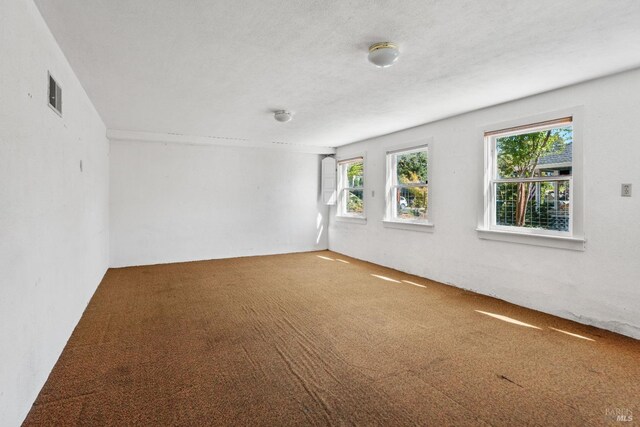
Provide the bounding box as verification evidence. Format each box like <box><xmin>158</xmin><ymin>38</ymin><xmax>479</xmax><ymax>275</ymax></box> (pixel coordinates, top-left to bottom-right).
<box><xmin>337</xmin><ymin>157</ymin><xmax>364</xmax><ymax>218</ymax></box>
<box><xmin>386</xmin><ymin>146</ymin><xmax>429</xmax><ymax>223</ymax></box>
<box><xmin>48</xmin><ymin>72</ymin><xmax>62</xmax><ymax>116</ymax></box>
<box><xmin>485</xmin><ymin>117</ymin><xmax>573</xmax><ymax>235</ymax></box>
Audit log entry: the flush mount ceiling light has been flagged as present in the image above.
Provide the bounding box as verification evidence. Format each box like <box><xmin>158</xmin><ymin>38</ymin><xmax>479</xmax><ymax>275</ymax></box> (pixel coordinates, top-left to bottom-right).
<box><xmin>274</xmin><ymin>110</ymin><xmax>293</xmax><ymax>123</ymax></box>
<box><xmin>368</xmin><ymin>42</ymin><xmax>399</xmax><ymax>68</ymax></box>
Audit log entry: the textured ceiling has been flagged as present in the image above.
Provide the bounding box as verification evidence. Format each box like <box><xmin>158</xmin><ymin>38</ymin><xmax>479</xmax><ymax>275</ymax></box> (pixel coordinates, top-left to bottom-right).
<box><xmin>35</xmin><ymin>0</ymin><xmax>640</xmax><ymax>148</ymax></box>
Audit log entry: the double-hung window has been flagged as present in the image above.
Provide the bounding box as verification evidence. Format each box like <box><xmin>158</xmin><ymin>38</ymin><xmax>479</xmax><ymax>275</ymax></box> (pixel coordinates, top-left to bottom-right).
<box><xmin>337</xmin><ymin>157</ymin><xmax>365</xmax><ymax>218</ymax></box>
<box><xmin>385</xmin><ymin>146</ymin><xmax>429</xmax><ymax>223</ymax></box>
<box><xmin>484</xmin><ymin>117</ymin><xmax>574</xmax><ymax>236</ymax></box>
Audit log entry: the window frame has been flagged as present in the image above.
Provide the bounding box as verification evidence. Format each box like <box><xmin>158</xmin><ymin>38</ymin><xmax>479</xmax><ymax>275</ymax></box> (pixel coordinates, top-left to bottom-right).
<box><xmin>336</xmin><ymin>156</ymin><xmax>366</xmax><ymax>220</ymax></box>
<box><xmin>384</xmin><ymin>142</ymin><xmax>433</xmax><ymax>229</ymax></box>
<box><xmin>479</xmin><ymin>109</ymin><xmax>585</xmax><ymax>250</ymax></box>
<box><xmin>47</xmin><ymin>71</ymin><xmax>62</xmax><ymax>116</ymax></box>
<box><xmin>487</xmin><ymin>118</ymin><xmax>573</xmax><ymax>237</ymax></box>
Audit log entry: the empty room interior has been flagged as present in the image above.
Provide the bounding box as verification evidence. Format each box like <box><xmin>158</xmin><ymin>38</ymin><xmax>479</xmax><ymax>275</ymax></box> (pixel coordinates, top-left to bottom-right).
<box><xmin>2</xmin><ymin>0</ymin><xmax>640</xmax><ymax>425</ymax></box>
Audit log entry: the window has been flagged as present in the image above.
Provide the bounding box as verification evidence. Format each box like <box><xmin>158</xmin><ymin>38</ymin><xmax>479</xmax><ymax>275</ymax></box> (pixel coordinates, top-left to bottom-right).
<box><xmin>337</xmin><ymin>157</ymin><xmax>365</xmax><ymax>218</ymax></box>
<box><xmin>385</xmin><ymin>146</ymin><xmax>429</xmax><ymax>223</ymax></box>
<box><xmin>484</xmin><ymin>117</ymin><xmax>574</xmax><ymax>236</ymax></box>
<box><xmin>48</xmin><ymin>72</ymin><xmax>62</xmax><ymax>115</ymax></box>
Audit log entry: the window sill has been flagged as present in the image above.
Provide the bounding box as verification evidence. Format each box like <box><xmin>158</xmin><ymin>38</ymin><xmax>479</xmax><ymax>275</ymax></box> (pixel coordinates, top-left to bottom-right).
<box><xmin>335</xmin><ymin>215</ymin><xmax>367</xmax><ymax>225</ymax></box>
<box><xmin>476</xmin><ymin>228</ymin><xmax>585</xmax><ymax>251</ymax></box>
<box><xmin>383</xmin><ymin>220</ymin><xmax>434</xmax><ymax>233</ymax></box>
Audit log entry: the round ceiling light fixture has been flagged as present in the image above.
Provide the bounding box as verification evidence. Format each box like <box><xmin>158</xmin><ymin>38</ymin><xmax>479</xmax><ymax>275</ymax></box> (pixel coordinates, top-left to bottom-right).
<box><xmin>274</xmin><ymin>110</ymin><xmax>293</xmax><ymax>123</ymax></box>
<box><xmin>367</xmin><ymin>42</ymin><xmax>399</xmax><ymax>68</ymax></box>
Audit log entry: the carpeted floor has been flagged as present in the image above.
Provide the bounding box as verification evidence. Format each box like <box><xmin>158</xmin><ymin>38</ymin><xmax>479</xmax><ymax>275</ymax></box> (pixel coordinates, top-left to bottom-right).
<box><xmin>24</xmin><ymin>250</ymin><xmax>639</xmax><ymax>426</ymax></box>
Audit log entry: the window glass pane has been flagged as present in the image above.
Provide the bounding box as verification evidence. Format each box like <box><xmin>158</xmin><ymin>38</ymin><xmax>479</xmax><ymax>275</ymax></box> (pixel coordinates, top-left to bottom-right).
<box><xmin>56</xmin><ymin>85</ymin><xmax>62</xmax><ymax>113</ymax></box>
<box><xmin>346</xmin><ymin>189</ymin><xmax>364</xmax><ymax>215</ymax></box>
<box><xmin>49</xmin><ymin>75</ymin><xmax>57</xmax><ymax>107</ymax></box>
<box><xmin>347</xmin><ymin>161</ymin><xmax>363</xmax><ymax>187</ymax></box>
<box><xmin>394</xmin><ymin>186</ymin><xmax>428</xmax><ymax>221</ymax></box>
<box><xmin>396</xmin><ymin>151</ymin><xmax>428</xmax><ymax>184</ymax></box>
<box><xmin>495</xmin><ymin>180</ymin><xmax>570</xmax><ymax>231</ymax></box>
<box><xmin>496</xmin><ymin>126</ymin><xmax>572</xmax><ymax>179</ymax></box>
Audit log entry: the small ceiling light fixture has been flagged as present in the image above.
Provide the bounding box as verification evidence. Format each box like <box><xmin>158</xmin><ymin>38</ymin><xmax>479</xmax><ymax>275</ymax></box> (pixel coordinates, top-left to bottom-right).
<box><xmin>367</xmin><ymin>42</ymin><xmax>399</xmax><ymax>68</ymax></box>
<box><xmin>274</xmin><ymin>110</ymin><xmax>293</xmax><ymax>123</ymax></box>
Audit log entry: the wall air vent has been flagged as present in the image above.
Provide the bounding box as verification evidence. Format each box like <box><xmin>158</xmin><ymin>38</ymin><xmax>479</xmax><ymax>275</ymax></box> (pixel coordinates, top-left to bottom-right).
<box><xmin>48</xmin><ymin>72</ymin><xmax>62</xmax><ymax>116</ymax></box>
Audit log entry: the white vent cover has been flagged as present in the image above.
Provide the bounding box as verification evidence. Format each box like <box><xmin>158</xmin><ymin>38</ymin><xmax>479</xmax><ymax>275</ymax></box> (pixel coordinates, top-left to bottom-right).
<box><xmin>322</xmin><ymin>157</ymin><xmax>337</xmax><ymax>205</ymax></box>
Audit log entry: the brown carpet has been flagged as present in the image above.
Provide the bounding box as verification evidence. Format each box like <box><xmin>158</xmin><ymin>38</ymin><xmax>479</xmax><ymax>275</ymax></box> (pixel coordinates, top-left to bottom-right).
<box><xmin>24</xmin><ymin>250</ymin><xmax>639</xmax><ymax>426</ymax></box>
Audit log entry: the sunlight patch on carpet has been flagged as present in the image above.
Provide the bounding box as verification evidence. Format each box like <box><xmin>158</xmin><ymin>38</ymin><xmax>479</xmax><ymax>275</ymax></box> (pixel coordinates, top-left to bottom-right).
<box><xmin>475</xmin><ymin>310</ymin><xmax>541</xmax><ymax>330</ymax></box>
<box><xmin>402</xmin><ymin>280</ymin><xmax>426</xmax><ymax>288</ymax></box>
<box><xmin>371</xmin><ymin>274</ymin><xmax>401</xmax><ymax>283</ymax></box>
<box><xmin>549</xmin><ymin>327</ymin><xmax>595</xmax><ymax>341</ymax></box>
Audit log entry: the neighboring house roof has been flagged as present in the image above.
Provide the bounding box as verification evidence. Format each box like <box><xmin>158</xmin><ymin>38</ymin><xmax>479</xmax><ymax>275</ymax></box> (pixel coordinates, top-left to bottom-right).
<box><xmin>538</xmin><ymin>142</ymin><xmax>572</xmax><ymax>166</ymax></box>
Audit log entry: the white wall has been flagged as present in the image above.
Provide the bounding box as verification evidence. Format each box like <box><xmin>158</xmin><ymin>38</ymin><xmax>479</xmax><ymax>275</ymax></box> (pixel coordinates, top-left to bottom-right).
<box><xmin>110</xmin><ymin>141</ymin><xmax>328</xmax><ymax>267</ymax></box>
<box><xmin>0</xmin><ymin>1</ymin><xmax>110</xmax><ymax>425</ymax></box>
<box><xmin>329</xmin><ymin>68</ymin><xmax>640</xmax><ymax>339</ymax></box>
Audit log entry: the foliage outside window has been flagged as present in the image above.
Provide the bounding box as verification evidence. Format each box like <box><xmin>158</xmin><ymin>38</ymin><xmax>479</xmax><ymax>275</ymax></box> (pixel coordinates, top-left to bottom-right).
<box><xmin>337</xmin><ymin>158</ymin><xmax>364</xmax><ymax>218</ymax></box>
<box><xmin>486</xmin><ymin>117</ymin><xmax>573</xmax><ymax>235</ymax></box>
<box><xmin>386</xmin><ymin>146</ymin><xmax>429</xmax><ymax>223</ymax></box>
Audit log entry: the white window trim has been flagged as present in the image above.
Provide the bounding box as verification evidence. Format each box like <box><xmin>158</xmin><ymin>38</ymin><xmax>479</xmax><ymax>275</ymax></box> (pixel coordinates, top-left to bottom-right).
<box><xmin>476</xmin><ymin>228</ymin><xmax>585</xmax><ymax>250</ymax></box>
<box><xmin>382</xmin><ymin>220</ymin><xmax>434</xmax><ymax>232</ymax></box>
<box><xmin>336</xmin><ymin>154</ymin><xmax>367</xmax><ymax>223</ymax></box>
<box><xmin>477</xmin><ymin>108</ymin><xmax>585</xmax><ymax>251</ymax></box>
<box><xmin>336</xmin><ymin>216</ymin><xmax>368</xmax><ymax>225</ymax></box>
<box><xmin>384</xmin><ymin>139</ymin><xmax>434</xmax><ymax>229</ymax></box>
